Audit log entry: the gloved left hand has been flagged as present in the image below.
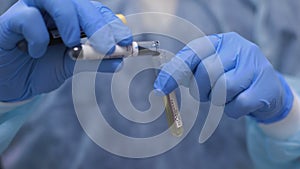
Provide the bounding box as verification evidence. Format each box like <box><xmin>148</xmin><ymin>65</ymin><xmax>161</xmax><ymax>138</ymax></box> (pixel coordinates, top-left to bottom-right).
<box><xmin>0</xmin><ymin>0</ymin><xmax>132</xmax><ymax>102</ymax></box>
<box><xmin>154</xmin><ymin>32</ymin><xmax>293</xmax><ymax>123</ymax></box>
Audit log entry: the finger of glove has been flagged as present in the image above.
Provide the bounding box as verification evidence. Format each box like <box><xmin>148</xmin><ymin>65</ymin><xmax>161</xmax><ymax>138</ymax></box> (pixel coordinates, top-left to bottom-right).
<box><xmin>189</xmin><ymin>55</ymin><xmax>247</xmax><ymax>103</ymax></box>
<box><xmin>212</xmin><ymin>36</ymin><xmax>258</xmax><ymax>104</ymax></box>
<box><xmin>72</xmin><ymin>0</ymin><xmax>115</xmax><ymax>55</ymax></box>
<box><xmin>192</xmin><ymin>33</ymin><xmax>249</xmax><ymax>102</ymax></box>
<box><xmin>211</xmin><ymin>67</ymin><xmax>254</xmax><ymax>106</ymax></box>
<box><xmin>190</xmin><ymin>53</ymin><xmax>230</xmax><ymax>102</ymax></box>
<box><xmin>188</xmin><ymin>60</ymin><xmax>210</xmax><ymax>101</ymax></box>
<box><xmin>92</xmin><ymin>2</ymin><xmax>133</xmax><ymax>46</ymax></box>
<box><xmin>23</xmin><ymin>0</ymin><xmax>80</xmax><ymax>47</ymax></box>
<box><xmin>247</xmin><ymin>69</ymin><xmax>285</xmax><ymax>121</ymax></box>
<box><xmin>0</xmin><ymin>3</ymin><xmax>49</xmax><ymax>58</ymax></box>
<box><xmin>154</xmin><ymin>35</ymin><xmax>220</xmax><ymax>95</ymax></box>
<box><xmin>224</xmin><ymin>82</ymin><xmax>265</xmax><ymax>119</ymax></box>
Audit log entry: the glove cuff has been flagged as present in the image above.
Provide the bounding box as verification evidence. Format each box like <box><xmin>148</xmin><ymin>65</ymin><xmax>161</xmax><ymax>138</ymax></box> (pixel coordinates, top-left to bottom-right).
<box><xmin>256</xmin><ymin>73</ymin><xmax>294</xmax><ymax>124</ymax></box>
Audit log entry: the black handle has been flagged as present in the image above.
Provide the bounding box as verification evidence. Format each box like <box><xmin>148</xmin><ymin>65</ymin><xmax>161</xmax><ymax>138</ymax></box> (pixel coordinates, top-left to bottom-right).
<box><xmin>17</xmin><ymin>29</ymin><xmax>87</xmax><ymax>52</ymax></box>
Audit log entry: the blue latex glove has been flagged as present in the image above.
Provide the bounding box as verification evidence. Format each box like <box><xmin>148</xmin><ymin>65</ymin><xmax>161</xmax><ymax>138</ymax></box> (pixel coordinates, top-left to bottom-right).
<box><xmin>154</xmin><ymin>32</ymin><xmax>293</xmax><ymax>123</ymax></box>
<box><xmin>0</xmin><ymin>0</ymin><xmax>132</xmax><ymax>102</ymax></box>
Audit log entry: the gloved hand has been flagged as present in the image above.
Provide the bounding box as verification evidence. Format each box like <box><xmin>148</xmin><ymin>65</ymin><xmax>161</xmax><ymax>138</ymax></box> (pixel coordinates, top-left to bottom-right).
<box><xmin>0</xmin><ymin>0</ymin><xmax>132</xmax><ymax>102</ymax></box>
<box><xmin>154</xmin><ymin>32</ymin><xmax>293</xmax><ymax>123</ymax></box>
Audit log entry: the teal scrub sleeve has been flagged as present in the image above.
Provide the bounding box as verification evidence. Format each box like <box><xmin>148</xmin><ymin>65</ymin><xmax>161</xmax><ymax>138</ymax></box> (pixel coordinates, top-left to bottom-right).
<box><xmin>0</xmin><ymin>96</ymin><xmax>41</xmax><ymax>154</ymax></box>
<box><xmin>247</xmin><ymin>118</ymin><xmax>300</xmax><ymax>169</ymax></box>
<box><xmin>246</xmin><ymin>76</ymin><xmax>300</xmax><ymax>169</ymax></box>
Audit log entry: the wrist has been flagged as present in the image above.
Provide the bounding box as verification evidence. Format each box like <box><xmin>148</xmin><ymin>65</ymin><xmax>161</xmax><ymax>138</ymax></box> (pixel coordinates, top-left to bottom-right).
<box><xmin>259</xmin><ymin>90</ymin><xmax>300</xmax><ymax>140</ymax></box>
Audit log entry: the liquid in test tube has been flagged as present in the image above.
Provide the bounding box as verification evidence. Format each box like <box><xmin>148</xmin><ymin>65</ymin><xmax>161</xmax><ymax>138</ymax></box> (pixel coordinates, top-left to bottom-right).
<box><xmin>163</xmin><ymin>91</ymin><xmax>183</xmax><ymax>137</ymax></box>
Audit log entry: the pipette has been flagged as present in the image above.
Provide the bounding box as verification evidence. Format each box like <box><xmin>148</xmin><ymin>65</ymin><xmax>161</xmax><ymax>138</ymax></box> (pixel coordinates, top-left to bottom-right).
<box><xmin>68</xmin><ymin>41</ymin><xmax>160</xmax><ymax>60</ymax></box>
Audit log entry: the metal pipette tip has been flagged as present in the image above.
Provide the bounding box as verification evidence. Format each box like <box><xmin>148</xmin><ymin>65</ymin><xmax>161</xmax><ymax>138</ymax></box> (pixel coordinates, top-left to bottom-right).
<box><xmin>137</xmin><ymin>41</ymin><xmax>160</xmax><ymax>56</ymax></box>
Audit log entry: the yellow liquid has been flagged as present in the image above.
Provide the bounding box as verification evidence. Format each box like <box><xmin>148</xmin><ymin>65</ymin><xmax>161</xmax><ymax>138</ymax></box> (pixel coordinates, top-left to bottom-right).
<box><xmin>163</xmin><ymin>92</ymin><xmax>183</xmax><ymax>137</ymax></box>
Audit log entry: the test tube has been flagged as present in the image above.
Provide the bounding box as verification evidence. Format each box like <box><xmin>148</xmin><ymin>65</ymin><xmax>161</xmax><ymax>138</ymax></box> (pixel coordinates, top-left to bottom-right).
<box><xmin>163</xmin><ymin>91</ymin><xmax>183</xmax><ymax>137</ymax></box>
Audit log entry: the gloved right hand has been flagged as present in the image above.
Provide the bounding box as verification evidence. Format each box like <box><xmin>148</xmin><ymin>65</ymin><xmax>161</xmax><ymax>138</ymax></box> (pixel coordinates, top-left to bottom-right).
<box><xmin>154</xmin><ymin>32</ymin><xmax>293</xmax><ymax>124</ymax></box>
<box><xmin>0</xmin><ymin>0</ymin><xmax>132</xmax><ymax>102</ymax></box>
